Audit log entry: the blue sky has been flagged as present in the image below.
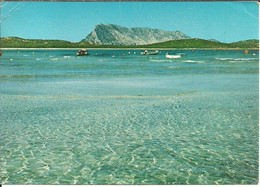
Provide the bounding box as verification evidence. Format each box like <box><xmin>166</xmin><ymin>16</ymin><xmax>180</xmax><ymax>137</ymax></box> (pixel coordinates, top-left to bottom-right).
<box><xmin>0</xmin><ymin>2</ymin><xmax>259</xmax><ymax>43</ymax></box>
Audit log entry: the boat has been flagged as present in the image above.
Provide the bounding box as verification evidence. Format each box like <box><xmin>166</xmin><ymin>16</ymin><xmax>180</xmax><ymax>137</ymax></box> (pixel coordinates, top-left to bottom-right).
<box><xmin>243</xmin><ymin>49</ymin><xmax>249</xmax><ymax>54</ymax></box>
<box><xmin>165</xmin><ymin>53</ymin><xmax>181</xmax><ymax>59</ymax></box>
<box><xmin>140</xmin><ymin>50</ymin><xmax>159</xmax><ymax>55</ymax></box>
<box><xmin>77</xmin><ymin>49</ymin><xmax>89</xmax><ymax>56</ymax></box>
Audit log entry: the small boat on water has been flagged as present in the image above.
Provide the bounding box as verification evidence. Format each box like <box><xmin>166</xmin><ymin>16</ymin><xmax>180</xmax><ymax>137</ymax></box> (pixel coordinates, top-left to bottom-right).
<box><xmin>141</xmin><ymin>50</ymin><xmax>159</xmax><ymax>55</ymax></box>
<box><xmin>77</xmin><ymin>49</ymin><xmax>89</xmax><ymax>56</ymax></box>
<box><xmin>243</xmin><ymin>50</ymin><xmax>249</xmax><ymax>54</ymax></box>
<box><xmin>165</xmin><ymin>53</ymin><xmax>181</xmax><ymax>59</ymax></box>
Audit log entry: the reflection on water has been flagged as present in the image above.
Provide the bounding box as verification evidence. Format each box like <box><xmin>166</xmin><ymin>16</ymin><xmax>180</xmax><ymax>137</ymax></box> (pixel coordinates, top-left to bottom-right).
<box><xmin>0</xmin><ymin>50</ymin><xmax>259</xmax><ymax>184</ymax></box>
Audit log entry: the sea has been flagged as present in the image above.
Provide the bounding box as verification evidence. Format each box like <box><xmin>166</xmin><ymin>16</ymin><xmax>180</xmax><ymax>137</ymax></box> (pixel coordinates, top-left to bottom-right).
<box><xmin>0</xmin><ymin>49</ymin><xmax>259</xmax><ymax>184</ymax></box>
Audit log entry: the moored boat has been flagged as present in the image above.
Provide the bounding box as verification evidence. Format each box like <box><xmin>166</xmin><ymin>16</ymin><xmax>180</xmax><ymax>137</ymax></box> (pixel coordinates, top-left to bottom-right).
<box><xmin>165</xmin><ymin>53</ymin><xmax>181</xmax><ymax>59</ymax></box>
<box><xmin>77</xmin><ymin>49</ymin><xmax>89</xmax><ymax>56</ymax></box>
<box><xmin>141</xmin><ymin>50</ymin><xmax>159</xmax><ymax>55</ymax></box>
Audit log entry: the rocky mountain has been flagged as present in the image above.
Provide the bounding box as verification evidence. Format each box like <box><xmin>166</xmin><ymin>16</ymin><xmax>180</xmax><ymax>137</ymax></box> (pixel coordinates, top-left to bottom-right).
<box><xmin>81</xmin><ymin>24</ymin><xmax>191</xmax><ymax>45</ymax></box>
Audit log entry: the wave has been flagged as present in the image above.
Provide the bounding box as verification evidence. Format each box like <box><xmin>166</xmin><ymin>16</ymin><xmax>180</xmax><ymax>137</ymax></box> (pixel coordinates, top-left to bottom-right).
<box><xmin>215</xmin><ymin>58</ymin><xmax>258</xmax><ymax>61</ymax></box>
<box><xmin>64</xmin><ymin>56</ymin><xmax>73</xmax><ymax>58</ymax></box>
<box><xmin>51</xmin><ymin>58</ymin><xmax>59</xmax><ymax>61</ymax></box>
<box><xmin>149</xmin><ymin>59</ymin><xmax>173</xmax><ymax>62</ymax></box>
<box><xmin>182</xmin><ymin>60</ymin><xmax>204</xmax><ymax>63</ymax></box>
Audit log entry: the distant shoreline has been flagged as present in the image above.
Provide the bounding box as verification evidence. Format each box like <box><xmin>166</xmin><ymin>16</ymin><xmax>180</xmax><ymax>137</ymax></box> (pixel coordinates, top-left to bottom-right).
<box><xmin>1</xmin><ymin>48</ymin><xmax>259</xmax><ymax>50</ymax></box>
<box><xmin>1</xmin><ymin>38</ymin><xmax>258</xmax><ymax>50</ymax></box>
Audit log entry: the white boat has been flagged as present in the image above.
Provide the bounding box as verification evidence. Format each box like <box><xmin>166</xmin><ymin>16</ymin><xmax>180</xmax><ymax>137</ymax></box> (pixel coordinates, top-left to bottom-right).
<box><xmin>165</xmin><ymin>53</ymin><xmax>181</xmax><ymax>59</ymax></box>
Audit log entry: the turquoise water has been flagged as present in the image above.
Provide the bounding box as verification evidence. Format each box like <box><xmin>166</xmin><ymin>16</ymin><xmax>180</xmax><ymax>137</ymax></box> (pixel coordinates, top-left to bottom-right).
<box><xmin>0</xmin><ymin>49</ymin><xmax>259</xmax><ymax>184</ymax></box>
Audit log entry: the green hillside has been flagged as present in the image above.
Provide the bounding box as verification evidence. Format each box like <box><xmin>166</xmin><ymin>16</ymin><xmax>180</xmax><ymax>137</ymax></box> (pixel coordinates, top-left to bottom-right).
<box><xmin>138</xmin><ymin>38</ymin><xmax>233</xmax><ymax>49</ymax></box>
<box><xmin>0</xmin><ymin>37</ymin><xmax>258</xmax><ymax>49</ymax></box>
<box><xmin>230</xmin><ymin>39</ymin><xmax>259</xmax><ymax>48</ymax></box>
<box><xmin>0</xmin><ymin>37</ymin><xmax>93</xmax><ymax>48</ymax></box>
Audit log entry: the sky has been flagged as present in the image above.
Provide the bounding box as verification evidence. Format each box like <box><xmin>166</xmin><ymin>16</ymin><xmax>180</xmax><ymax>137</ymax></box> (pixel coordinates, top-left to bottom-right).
<box><xmin>0</xmin><ymin>1</ymin><xmax>259</xmax><ymax>43</ymax></box>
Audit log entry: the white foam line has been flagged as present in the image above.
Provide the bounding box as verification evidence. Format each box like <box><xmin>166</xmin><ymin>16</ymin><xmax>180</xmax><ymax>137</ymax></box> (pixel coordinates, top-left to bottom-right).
<box><xmin>216</xmin><ymin>58</ymin><xmax>257</xmax><ymax>61</ymax></box>
<box><xmin>183</xmin><ymin>60</ymin><xmax>204</xmax><ymax>63</ymax></box>
<box><xmin>149</xmin><ymin>59</ymin><xmax>173</xmax><ymax>62</ymax></box>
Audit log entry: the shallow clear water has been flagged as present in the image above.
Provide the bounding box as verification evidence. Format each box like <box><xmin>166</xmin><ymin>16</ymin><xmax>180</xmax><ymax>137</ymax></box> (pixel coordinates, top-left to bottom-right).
<box><xmin>0</xmin><ymin>49</ymin><xmax>259</xmax><ymax>184</ymax></box>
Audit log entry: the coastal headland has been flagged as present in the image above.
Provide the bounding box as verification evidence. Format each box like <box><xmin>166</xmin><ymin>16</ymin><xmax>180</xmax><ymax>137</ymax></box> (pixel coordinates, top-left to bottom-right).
<box><xmin>0</xmin><ymin>37</ymin><xmax>258</xmax><ymax>50</ymax></box>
